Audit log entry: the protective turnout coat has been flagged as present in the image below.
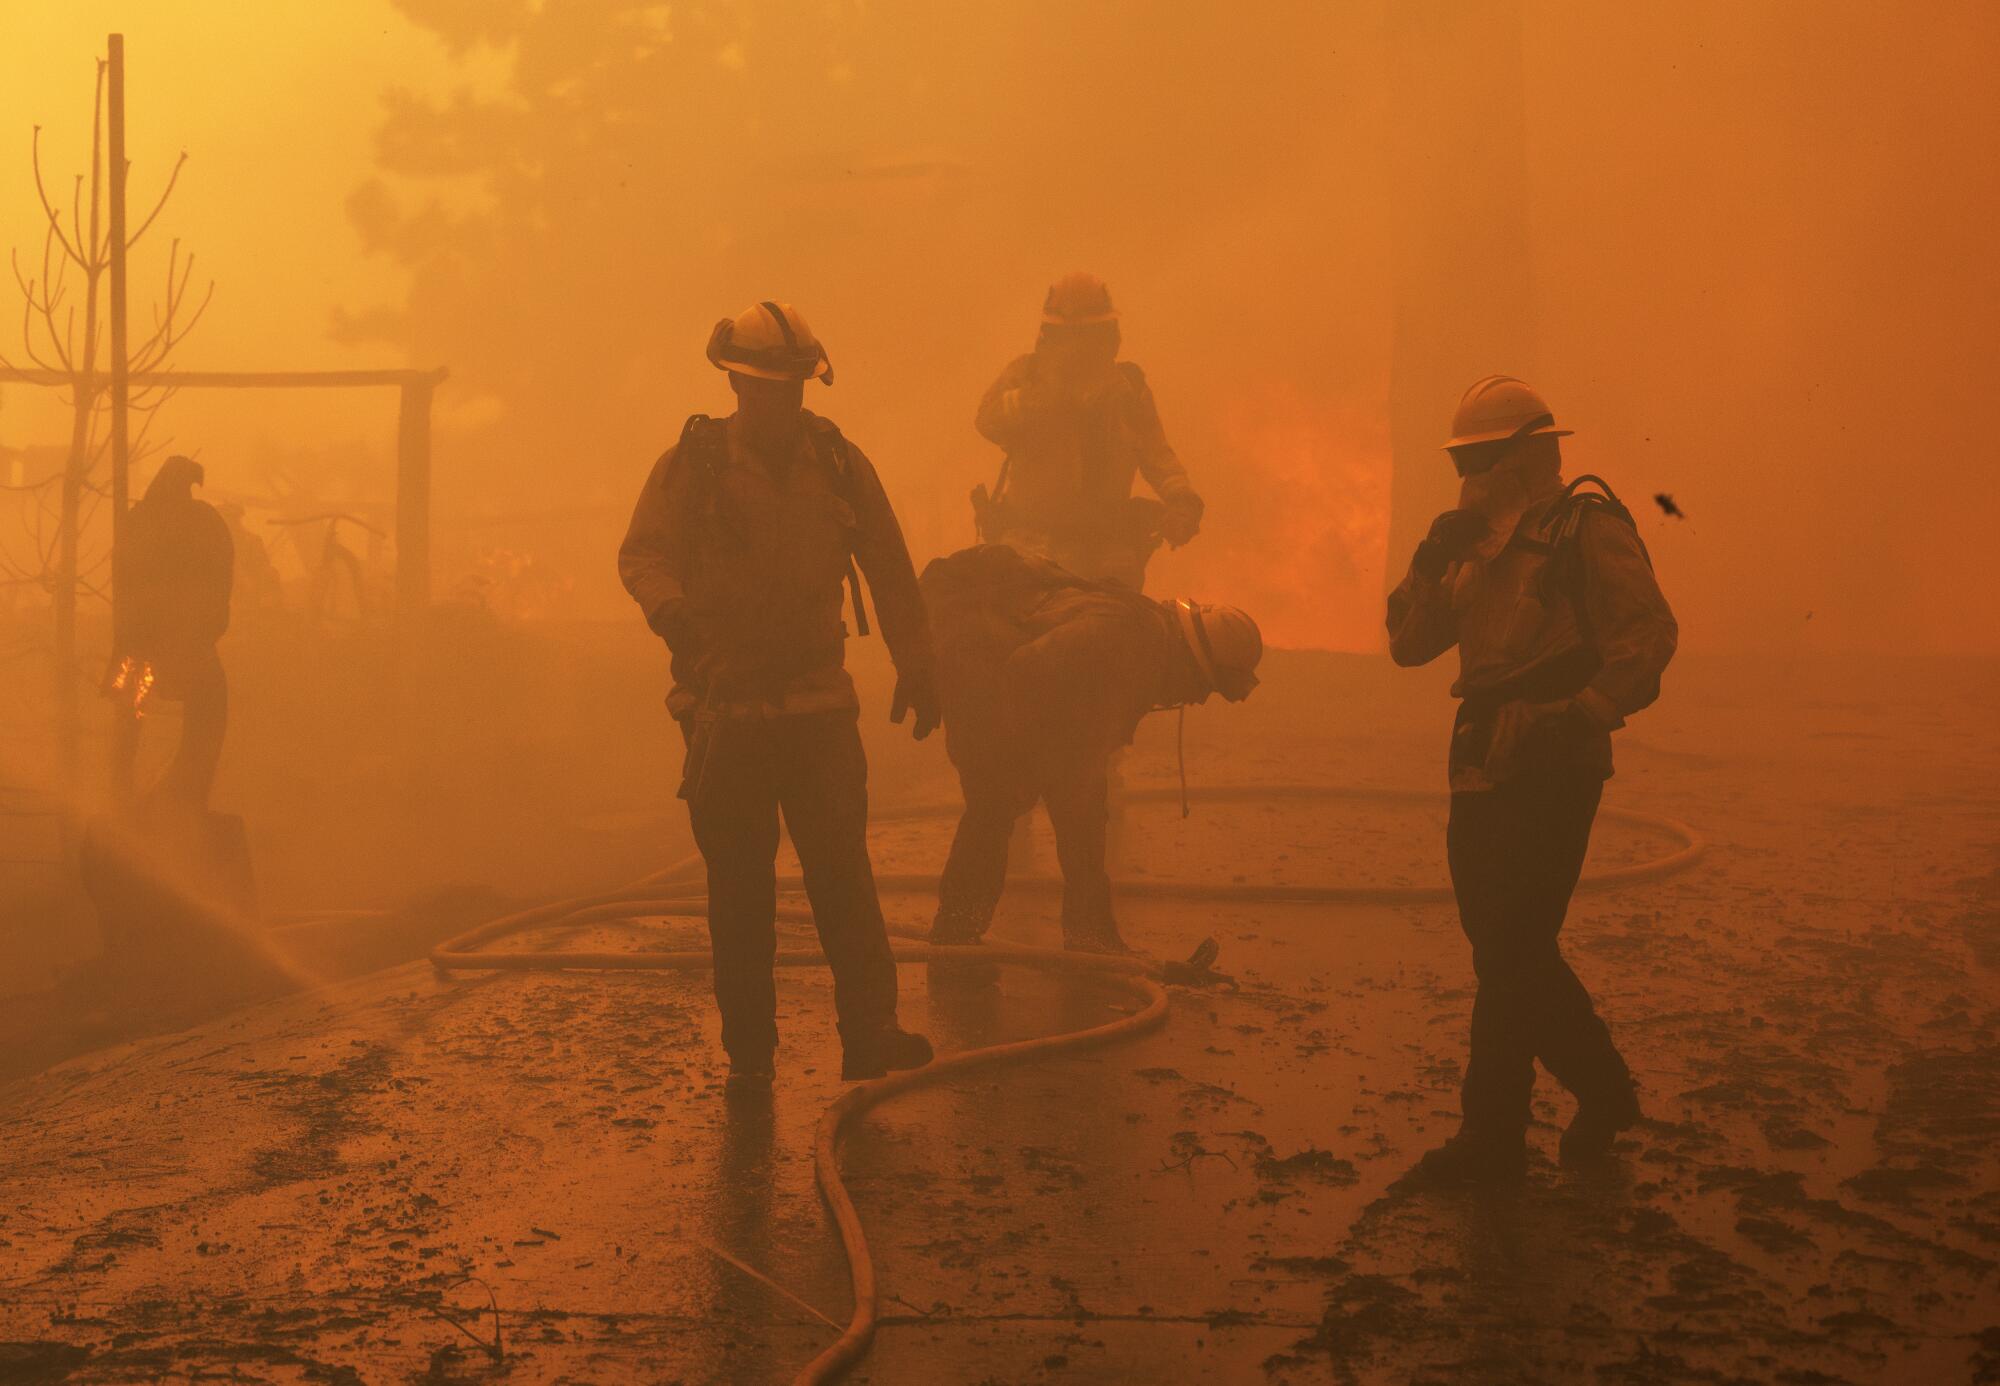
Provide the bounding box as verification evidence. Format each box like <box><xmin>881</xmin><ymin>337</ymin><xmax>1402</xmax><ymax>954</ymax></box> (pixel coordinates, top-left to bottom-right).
<box><xmin>975</xmin><ymin>355</ymin><xmax>1200</xmax><ymax>582</ymax></box>
<box><xmin>920</xmin><ymin>544</ymin><xmax>1174</xmax><ymax>780</ymax></box>
<box><xmin>620</xmin><ymin>411</ymin><xmax>933</xmax><ymax>720</ymax></box>
<box><xmin>121</xmin><ymin>488</ymin><xmax>233</xmax><ymax>695</ymax></box>
<box><xmin>1386</xmin><ymin>480</ymin><xmax>1678</xmax><ymax>792</ymax></box>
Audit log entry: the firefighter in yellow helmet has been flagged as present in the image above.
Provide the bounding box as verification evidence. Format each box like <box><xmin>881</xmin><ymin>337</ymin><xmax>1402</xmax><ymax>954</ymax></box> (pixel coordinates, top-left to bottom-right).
<box><xmin>971</xmin><ymin>273</ymin><xmax>1203</xmax><ymax>590</ymax></box>
<box><xmin>619</xmin><ymin>301</ymin><xmax>940</xmax><ymax>1089</ymax></box>
<box><xmin>1387</xmin><ymin>374</ymin><xmax>1678</xmax><ymax>1182</ymax></box>
<box><xmin>920</xmin><ymin>543</ymin><xmax>1260</xmax><ymax>957</ymax></box>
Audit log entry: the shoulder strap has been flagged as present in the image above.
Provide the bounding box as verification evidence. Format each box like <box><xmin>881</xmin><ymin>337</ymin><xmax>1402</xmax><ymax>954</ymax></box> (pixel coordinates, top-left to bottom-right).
<box><xmin>675</xmin><ymin>413</ymin><xmax>743</xmax><ymax>549</ymax></box>
<box><xmin>1550</xmin><ymin>474</ymin><xmax>1643</xmax><ymax>551</ymax></box>
<box><xmin>804</xmin><ymin>418</ymin><xmax>856</xmax><ymax>496</ymax></box>
<box><xmin>1538</xmin><ymin>474</ymin><xmax>1650</xmax><ymax>652</ymax></box>
<box><xmin>678</xmin><ymin>413</ymin><xmax>729</xmax><ymax>482</ymax></box>
<box><xmin>803</xmin><ymin>418</ymin><xmax>874</xmax><ymax>638</ymax></box>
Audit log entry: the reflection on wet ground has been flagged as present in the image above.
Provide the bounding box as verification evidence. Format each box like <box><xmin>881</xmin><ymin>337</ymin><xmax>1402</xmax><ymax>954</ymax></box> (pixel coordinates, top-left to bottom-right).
<box><xmin>0</xmin><ymin>655</ymin><xmax>1994</xmax><ymax>1382</ymax></box>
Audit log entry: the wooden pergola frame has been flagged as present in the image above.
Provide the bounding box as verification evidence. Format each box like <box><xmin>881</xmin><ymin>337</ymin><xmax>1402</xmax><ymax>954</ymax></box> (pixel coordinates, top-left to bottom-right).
<box><xmin>0</xmin><ymin>365</ymin><xmax>447</xmax><ymax>620</ymax></box>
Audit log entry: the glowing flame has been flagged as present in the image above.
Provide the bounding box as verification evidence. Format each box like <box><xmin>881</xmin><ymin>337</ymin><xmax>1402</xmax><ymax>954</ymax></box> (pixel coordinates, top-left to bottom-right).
<box><xmin>1152</xmin><ymin>379</ymin><xmax>1391</xmax><ymax>652</ymax></box>
<box><xmin>108</xmin><ymin>655</ymin><xmax>158</xmax><ymax>719</ymax></box>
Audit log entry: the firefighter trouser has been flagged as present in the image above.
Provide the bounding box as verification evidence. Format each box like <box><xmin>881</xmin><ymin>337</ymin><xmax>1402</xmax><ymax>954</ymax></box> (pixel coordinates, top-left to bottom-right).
<box><xmin>1446</xmin><ymin>765</ymin><xmax>1634</xmax><ymax>1134</ymax></box>
<box><xmin>684</xmin><ymin>710</ymin><xmax>899</xmax><ymax>1061</ymax></box>
<box><xmin>163</xmin><ymin>650</ymin><xmax>228</xmax><ymax>807</ymax></box>
<box><xmin>937</xmin><ymin>758</ymin><xmax>1115</xmax><ymax>943</ymax></box>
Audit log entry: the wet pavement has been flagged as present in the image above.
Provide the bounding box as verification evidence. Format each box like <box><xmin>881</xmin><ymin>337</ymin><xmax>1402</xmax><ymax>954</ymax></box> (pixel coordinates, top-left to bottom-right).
<box><xmin>0</xmin><ymin>653</ymin><xmax>1994</xmax><ymax>1383</ymax></box>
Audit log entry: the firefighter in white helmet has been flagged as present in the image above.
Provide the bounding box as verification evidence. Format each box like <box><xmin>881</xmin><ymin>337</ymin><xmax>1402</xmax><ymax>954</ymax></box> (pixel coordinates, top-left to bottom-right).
<box><xmin>1387</xmin><ymin>374</ymin><xmax>1678</xmax><ymax>1181</ymax></box>
<box><xmin>619</xmin><ymin>301</ymin><xmax>940</xmax><ymax>1089</ymax></box>
<box><xmin>920</xmin><ymin>543</ymin><xmax>1260</xmax><ymax>958</ymax></box>
<box><xmin>971</xmin><ymin>273</ymin><xmax>1203</xmax><ymax>590</ymax></box>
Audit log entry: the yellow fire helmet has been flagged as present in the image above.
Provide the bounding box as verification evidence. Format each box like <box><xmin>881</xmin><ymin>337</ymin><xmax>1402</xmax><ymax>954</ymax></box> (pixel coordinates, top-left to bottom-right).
<box><xmin>1443</xmin><ymin>374</ymin><xmax>1574</xmax><ymax>450</ymax></box>
<box><xmin>706</xmin><ymin>301</ymin><xmax>834</xmax><ymax>384</ymax></box>
<box><xmin>1041</xmin><ymin>272</ymin><xmax>1118</xmax><ymax>326</ymax></box>
<box><xmin>1172</xmin><ymin>599</ymin><xmax>1263</xmax><ymax>702</ymax></box>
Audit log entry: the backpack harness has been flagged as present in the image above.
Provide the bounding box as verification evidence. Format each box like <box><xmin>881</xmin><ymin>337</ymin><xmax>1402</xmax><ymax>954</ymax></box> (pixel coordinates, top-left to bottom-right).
<box><xmin>676</xmin><ymin>413</ymin><xmax>872</xmax><ymax>638</ymax></box>
<box><xmin>1510</xmin><ymin>473</ymin><xmax>1651</xmax><ymax>655</ymax></box>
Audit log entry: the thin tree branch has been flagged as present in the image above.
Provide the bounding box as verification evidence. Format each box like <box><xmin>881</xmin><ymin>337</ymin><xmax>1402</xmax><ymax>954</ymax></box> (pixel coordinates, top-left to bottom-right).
<box><xmin>125</xmin><ymin>151</ymin><xmax>188</xmax><ymax>248</ymax></box>
<box><xmin>30</xmin><ymin>127</ymin><xmax>85</xmax><ymax>267</ymax></box>
<box><xmin>44</xmin><ymin>222</ymin><xmax>71</xmax><ymax>316</ymax></box>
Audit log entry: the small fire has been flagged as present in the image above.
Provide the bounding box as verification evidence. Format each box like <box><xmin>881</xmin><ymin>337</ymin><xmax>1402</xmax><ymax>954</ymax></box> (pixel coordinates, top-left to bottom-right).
<box><xmin>109</xmin><ymin>655</ymin><xmax>158</xmax><ymax>719</ymax></box>
<box><xmin>1153</xmin><ymin>379</ymin><xmax>1392</xmax><ymax>651</ymax></box>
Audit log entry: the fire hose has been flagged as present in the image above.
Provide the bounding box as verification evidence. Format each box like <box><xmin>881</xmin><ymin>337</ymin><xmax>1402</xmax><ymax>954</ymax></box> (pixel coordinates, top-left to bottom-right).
<box><xmin>429</xmin><ymin>784</ymin><xmax>1703</xmax><ymax>1384</ymax></box>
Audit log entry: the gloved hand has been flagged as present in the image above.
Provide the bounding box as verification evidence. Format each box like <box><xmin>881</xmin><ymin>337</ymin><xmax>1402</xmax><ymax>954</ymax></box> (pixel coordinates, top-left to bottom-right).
<box><xmin>1483</xmin><ymin>698</ymin><xmax>1582</xmax><ymax>783</ymax></box>
<box><xmin>1162</xmin><ymin>493</ymin><xmax>1204</xmax><ymax>547</ymax></box>
<box><xmin>891</xmin><ymin>663</ymin><xmax>942</xmax><ymax>741</ymax></box>
<box><xmin>1412</xmin><ymin>509</ymin><xmax>1488</xmax><ymax>580</ymax></box>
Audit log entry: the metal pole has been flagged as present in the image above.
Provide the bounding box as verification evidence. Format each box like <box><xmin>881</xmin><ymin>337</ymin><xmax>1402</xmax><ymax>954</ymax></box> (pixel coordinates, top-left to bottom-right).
<box><xmin>107</xmin><ymin>34</ymin><xmax>130</xmax><ymax>641</ymax></box>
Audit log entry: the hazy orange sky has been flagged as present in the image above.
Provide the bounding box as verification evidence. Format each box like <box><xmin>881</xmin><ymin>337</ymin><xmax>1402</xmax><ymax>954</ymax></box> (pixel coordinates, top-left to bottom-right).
<box><xmin>3</xmin><ymin>2</ymin><xmax>1996</xmax><ymax>655</ymax></box>
<box><xmin>1</xmin><ymin>3</ymin><xmax>446</xmax><ymax>377</ymax></box>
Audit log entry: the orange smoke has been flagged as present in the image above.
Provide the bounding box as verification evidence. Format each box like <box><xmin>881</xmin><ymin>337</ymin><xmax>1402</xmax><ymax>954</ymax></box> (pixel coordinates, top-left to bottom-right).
<box><xmin>1154</xmin><ymin>379</ymin><xmax>1391</xmax><ymax>653</ymax></box>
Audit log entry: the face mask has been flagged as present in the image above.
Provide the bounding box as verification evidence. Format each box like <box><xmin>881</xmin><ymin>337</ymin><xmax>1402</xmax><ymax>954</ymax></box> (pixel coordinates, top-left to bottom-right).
<box><xmin>1455</xmin><ymin>466</ymin><xmax>1526</xmax><ymax>559</ymax></box>
<box><xmin>1458</xmin><ymin>466</ymin><xmax>1520</xmax><ymax>519</ymax></box>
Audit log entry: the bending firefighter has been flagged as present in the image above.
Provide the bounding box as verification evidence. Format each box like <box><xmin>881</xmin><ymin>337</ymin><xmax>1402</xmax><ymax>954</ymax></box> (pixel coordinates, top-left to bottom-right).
<box><xmin>1388</xmin><ymin>375</ymin><xmax>1677</xmax><ymax>1181</ymax></box>
<box><xmin>971</xmin><ymin>273</ymin><xmax>1203</xmax><ymax>590</ymax></box>
<box><xmin>619</xmin><ymin>301</ymin><xmax>942</xmax><ymax>1087</ymax></box>
<box><xmin>921</xmin><ymin>543</ymin><xmax>1262</xmax><ymax>956</ymax></box>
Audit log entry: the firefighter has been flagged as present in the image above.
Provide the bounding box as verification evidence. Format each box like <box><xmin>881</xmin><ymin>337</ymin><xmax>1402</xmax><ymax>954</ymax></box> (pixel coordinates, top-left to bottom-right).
<box><xmin>1387</xmin><ymin>375</ymin><xmax>1678</xmax><ymax>1181</ymax></box>
<box><xmin>921</xmin><ymin>543</ymin><xmax>1261</xmax><ymax>956</ymax></box>
<box><xmin>971</xmin><ymin>273</ymin><xmax>1203</xmax><ymax>590</ymax></box>
<box><xmin>113</xmin><ymin>455</ymin><xmax>234</xmax><ymax>807</ymax></box>
<box><xmin>214</xmin><ymin>499</ymin><xmax>285</xmax><ymax>623</ymax></box>
<box><xmin>619</xmin><ymin>302</ymin><xmax>940</xmax><ymax>1088</ymax></box>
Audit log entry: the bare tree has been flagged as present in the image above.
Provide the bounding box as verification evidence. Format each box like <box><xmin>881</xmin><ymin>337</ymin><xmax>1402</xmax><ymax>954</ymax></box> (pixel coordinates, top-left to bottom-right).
<box><xmin>0</xmin><ymin>56</ymin><xmax>211</xmax><ymax>787</ymax></box>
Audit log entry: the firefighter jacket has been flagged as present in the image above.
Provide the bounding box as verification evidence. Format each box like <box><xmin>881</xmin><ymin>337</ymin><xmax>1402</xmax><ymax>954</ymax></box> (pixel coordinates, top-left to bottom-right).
<box><xmin>122</xmin><ymin>489</ymin><xmax>233</xmax><ymax>683</ymax></box>
<box><xmin>1386</xmin><ymin>478</ymin><xmax>1677</xmax><ymax>792</ymax></box>
<box><xmin>921</xmin><ymin>544</ymin><xmax>1175</xmax><ymax>782</ymax></box>
<box><xmin>619</xmin><ymin>411</ymin><xmax>933</xmax><ymax>720</ymax></box>
<box><xmin>975</xmin><ymin>354</ymin><xmax>1201</xmax><ymax>542</ymax></box>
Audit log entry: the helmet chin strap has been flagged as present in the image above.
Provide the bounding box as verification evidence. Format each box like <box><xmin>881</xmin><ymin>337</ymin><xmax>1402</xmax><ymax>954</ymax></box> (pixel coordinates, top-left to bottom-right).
<box><xmin>1140</xmin><ymin>698</ymin><xmax>1194</xmax><ymax>817</ymax></box>
<box><xmin>1150</xmin><ymin>656</ymin><xmax>1205</xmax><ymax>820</ymax></box>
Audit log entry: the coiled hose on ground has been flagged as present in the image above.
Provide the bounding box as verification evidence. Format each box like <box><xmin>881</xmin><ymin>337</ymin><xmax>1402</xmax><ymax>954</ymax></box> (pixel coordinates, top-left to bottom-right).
<box><xmin>429</xmin><ymin>784</ymin><xmax>1704</xmax><ymax>1384</ymax></box>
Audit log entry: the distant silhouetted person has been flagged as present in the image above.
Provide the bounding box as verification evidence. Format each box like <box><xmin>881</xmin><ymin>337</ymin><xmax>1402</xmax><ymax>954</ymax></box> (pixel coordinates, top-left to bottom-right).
<box><xmin>922</xmin><ymin>544</ymin><xmax>1261</xmax><ymax>957</ymax></box>
<box><xmin>619</xmin><ymin>301</ymin><xmax>940</xmax><ymax>1091</ymax></box>
<box><xmin>972</xmin><ymin>273</ymin><xmax>1202</xmax><ymax>590</ymax></box>
<box><xmin>117</xmin><ymin>455</ymin><xmax>234</xmax><ymax>807</ymax></box>
<box><xmin>1387</xmin><ymin>375</ymin><xmax>1677</xmax><ymax>1183</ymax></box>
<box><xmin>215</xmin><ymin>499</ymin><xmax>286</xmax><ymax>620</ymax></box>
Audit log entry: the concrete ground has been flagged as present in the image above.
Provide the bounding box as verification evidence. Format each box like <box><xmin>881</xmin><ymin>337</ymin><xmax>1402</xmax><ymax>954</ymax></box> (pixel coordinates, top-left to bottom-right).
<box><xmin>0</xmin><ymin>650</ymin><xmax>1993</xmax><ymax>1383</ymax></box>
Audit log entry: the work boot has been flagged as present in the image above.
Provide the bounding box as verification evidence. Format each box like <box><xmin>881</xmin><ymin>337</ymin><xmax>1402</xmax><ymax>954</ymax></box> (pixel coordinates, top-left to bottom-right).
<box><xmin>1407</xmin><ymin>1127</ymin><xmax>1528</xmax><ymax>1187</ymax></box>
<box><xmin>928</xmin><ymin>906</ymin><xmax>1001</xmax><ymax>987</ymax></box>
<box><xmin>840</xmin><ymin>1025</ymin><xmax>934</xmax><ymax>1082</ymax></box>
<box><xmin>1560</xmin><ymin>1086</ymin><xmax>1642</xmax><ymax>1166</ymax></box>
<box><xmin>929</xmin><ymin>903</ymin><xmax>990</xmax><ymax>946</ymax></box>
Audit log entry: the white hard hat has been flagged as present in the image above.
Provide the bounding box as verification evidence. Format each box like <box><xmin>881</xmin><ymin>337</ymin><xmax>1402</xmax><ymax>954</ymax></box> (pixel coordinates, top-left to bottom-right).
<box><xmin>706</xmin><ymin>301</ymin><xmax>833</xmax><ymax>384</ymax></box>
<box><xmin>1444</xmin><ymin>374</ymin><xmax>1572</xmax><ymax>450</ymax></box>
<box><xmin>1172</xmin><ymin>599</ymin><xmax>1263</xmax><ymax>701</ymax></box>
